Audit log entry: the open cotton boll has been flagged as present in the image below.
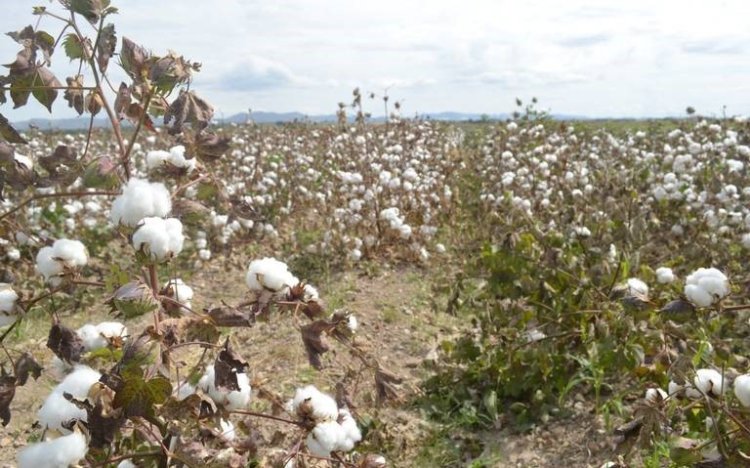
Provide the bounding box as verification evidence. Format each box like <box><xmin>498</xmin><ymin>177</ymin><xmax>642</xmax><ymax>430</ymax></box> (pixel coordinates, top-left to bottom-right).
<box><xmin>117</xmin><ymin>461</ymin><xmax>137</xmax><ymax>468</ymax></box>
<box><xmin>38</xmin><ymin>365</ymin><xmax>101</xmax><ymax>432</ymax></box>
<box><xmin>174</xmin><ymin>381</ymin><xmax>196</xmax><ymax>401</ymax></box>
<box><xmin>684</xmin><ymin>268</ymin><xmax>729</xmax><ymax>308</ymax></box>
<box><xmin>197</xmin><ymin>365</ymin><xmax>251</xmax><ymax>411</ymax></box>
<box><xmin>655</xmin><ymin>267</ymin><xmax>675</xmax><ymax>284</ymax></box>
<box><xmin>218</xmin><ymin>418</ymin><xmax>236</xmax><ymax>442</ymax></box>
<box><xmin>146</xmin><ymin>149</ymin><xmax>170</xmax><ymax>170</ymax></box>
<box><xmin>733</xmin><ymin>374</ymin><xmax>750</xmax><ymax>407</ymax></box>
<box><xmin>17</xmin><ymin>431</ymin><xmax>88</xmax><ymax>468</ymax></box>
<box><xmin>336</xmin><ymin>408</ymin><xmax>362</xmax><ymax>452</ymax></box>
<box><xmin>694</xmin><ymin>368</ymin><xmax>725</xmax><ymax>397</ymax></box>
<box><xmin>35</xmin><ymin>239</ymin><xmax>88</xmax><ymax>285</ymax></box>
<box><xmin>306</xmin><ymin>420</ymin><xmax>345</xmax><ymax>458</ymax></box>
<box><xmin>163</xmin><ymin>278</ymin><xmax>194</xmax><ymax>308</ymax></box>
<box><xmin>77</xmin><ymin>322</ymin><xmax>127</xmax><ymax>351</ymax></box>
<box><xmin>245</xmin><ymin>257</ymin><xmax>299</xmax><ymax>293</ymax></box>
<box><xmin>292</xmin><ymin>385</ymin><xmax>339</xmax><ymax>423</ymax></box>
<box><xmin>626</xmin><ymin>278</ymin><xmax>649</xmax><ymax>297</ymax></box>
<box><xmin>110</xmin><ymin>178</ymin><xmax>172</xmax><ymax>226</ymax></box>
<box><xmin>0</xmin><ymin>285</ymin><xmax>19</xmax><ymax>327</ymax></box>
<box><xmin>644</xmin><ymin>388</ymin><xmax>668</xmax><ymax>403</ymax></box>
<box><xmin>132</xmin><ymin>217</ymin><xmax>184</xmax><ymax>261</ymax></box>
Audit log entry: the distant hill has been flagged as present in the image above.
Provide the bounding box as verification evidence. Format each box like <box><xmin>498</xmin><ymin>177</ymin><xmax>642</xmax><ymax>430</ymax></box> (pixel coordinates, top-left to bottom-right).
<box><xmin>11</xmin><ymin>110</ymin><xmax>597</xmax><ymax>131</ymax></box>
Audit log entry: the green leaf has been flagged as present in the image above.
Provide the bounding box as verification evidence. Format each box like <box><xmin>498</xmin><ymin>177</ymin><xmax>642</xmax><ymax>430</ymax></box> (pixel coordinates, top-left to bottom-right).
<box><xmin>62</xmin><ymin>34</ymin><xmax>86</xmax><ymax>61</ymax></box>
<box><xmin>30</xmin><ymin>67</ymin><xmax>61</xmax><ymax>112</ymax></box>
<box><xmin>69</xmin><ymin>0</ymin><xmax>111</xmax><ymax>23</ymax></box>
<box><xmin>10</xmin><ymin>75</ymin><xmax>32</xmax><ymax>108</ymax></box>
<box><xmin>113</xmin><ymin>371</ymin><xmax>171</xmax><ymax>418</ymax></box>
<box><xmin>0</xmin><ymin>114</ymin><xmax>26</xmax><ymax>144</ymax></box>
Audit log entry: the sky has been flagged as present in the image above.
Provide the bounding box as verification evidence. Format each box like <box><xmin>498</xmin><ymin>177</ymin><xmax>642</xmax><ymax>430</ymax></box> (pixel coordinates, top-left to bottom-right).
<box><xmin>2</xmin><ymin>0</ymin><xmax>750</xmax><ymax>120</ymax></box>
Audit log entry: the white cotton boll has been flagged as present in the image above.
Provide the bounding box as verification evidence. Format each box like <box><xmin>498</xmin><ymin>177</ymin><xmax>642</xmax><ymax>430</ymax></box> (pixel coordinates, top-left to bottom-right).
<box><xmin>336</xmin><ymin>408</ymin><xmax>362</xmax><ymax>451</ymax></box>
<box><xmin>6</xmin><ymin>248</ymin><xmax>20</xmax><ymax>261</ymax></box>
<box><xmin>198</xmin><ymin>249</ymin><xmax>211</xmax><ymax>260</ymax></box>
<box><xmin>110</xmin><ymin>178</ymin><xmax>172</xmax><ymax>226</ymax></box>
<box><xmin>626</xmin><ymin>278</ymin><xmax>649</xmax><ymax>297</ymax></box>
<box><xmin>117</xmin><ymin>461</ymin><xmax>137</xmax><ymax>468</ymax></box>
<box><xmin>168</xmin><ymin>145</ymin><xmax>196</xmax><ymax>172</ymax></box>
<box><xmin>694</xmin><ymin>368</ymin><xmax>725</xmax><ymax>397</ymax></box>
<box><xmin>17</xmin><ymin>431</ymin><xmax>88</xmax><ymax>468</ymax></box>
<box><xmin>684</xmin><ymin>268</ymin><xmax>729</xmax><ymax>307</ymax></box>
<box><xmin>163</xmin><ymin>278</ymin><xmax>194</xmax><ymax>308</ymax></box>
<box><xmin>292</xmin><ymin>385</ymin><xmax>339</xmax><ymax>423</ymax></box>
<box><xmin>245</xmin><ymin>257</ymin><xmax>298</xmax><ymax>293</ymax></box>
<box><xmin>347</xmin><ymin>315</ymin><xmax>358</xmax><ymax>333</ymax></box>
<box><xmin>733</xmin><ymin>374</ymin><xmax>750</xmax><ymax>407</ymax></box>
<box><xmin>0</xmin><ymin>285</ymin><xmax>19</xmax><ymax>326</ymax></box>
<box><xmin>655</xmin><ymin>267</ymin><xmax>675</xmax><ymax>284</ymax></box>
<box><xmin>146</xmin><ymin>150</ymin><xmax>170</xmax><ymax>170</ymax></box>
<box><xmin>132</xmin><ymin>217</ymin><xmax>184</xmax><ymax>261</ymax></box>
<box><xmin>668</xmin><ymin>380</ymin><xmax>684</xmax><ymax>397</ymax></box>
<box><xmin>306</xmin><ymin>420</ymin><xmax>344</xmax><ymax>458</ymax></box>
<box><xmin>76</xmin><ymin>324</ymin><xmax>107</xmax><ymax>352</ymax></box>
<box><xmin>38</xmin><ymin>366</ymin><xmax>101</xmax><ymax>433</ymax></box>
<box><xmin>303</xmin><ymin>284</ymin><xmax>319</xmax><ymax>301</ymax></box>
<box><xmin>35</xmin><ymin>239</ymin><xmax>88</xmax><ymax>285</ymax></box>
<box><xmin>96</xmin><ymin>321</ymin><xmax>127</xmax><ymax>341</ymax></box>
<box><xmin>645</xmin><ymin>388</ymin><xmax>668</xmax><ymax>403</ymax></box>
<box><xmin>218</xmin><ymin>418</ymin><xmax>236</xmax><ymax>442</ymax></box>
<box><xmin>197</xmin><ymin>365</ymin><xmax>251</xmax><ymax>411</ymax></box>
<box><xmin>349</xmin><ymin>249</ymin><xmax>362</xmax><ymax>262</ymax></box>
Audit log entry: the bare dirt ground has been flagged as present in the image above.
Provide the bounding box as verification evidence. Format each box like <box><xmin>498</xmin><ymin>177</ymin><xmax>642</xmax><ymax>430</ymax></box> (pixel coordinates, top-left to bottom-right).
<box><xmin>0</xmin><ymin>260</ymin><xmax>620</xmax><ymax>467</ymax></box>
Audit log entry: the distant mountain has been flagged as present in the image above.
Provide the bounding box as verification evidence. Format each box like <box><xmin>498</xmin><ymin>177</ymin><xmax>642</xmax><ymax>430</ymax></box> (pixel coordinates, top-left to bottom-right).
<box><xmin>11</xmin><ymin>110</ymin><xmax>597</xmax><ymax>131</ymax></box>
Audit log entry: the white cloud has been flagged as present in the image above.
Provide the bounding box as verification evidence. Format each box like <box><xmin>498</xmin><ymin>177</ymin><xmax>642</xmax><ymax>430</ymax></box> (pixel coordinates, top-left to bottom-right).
<box><xmin>1</xmin><ymin>0</ymin><xmax>750</xmax><ymax>119</ymax></box>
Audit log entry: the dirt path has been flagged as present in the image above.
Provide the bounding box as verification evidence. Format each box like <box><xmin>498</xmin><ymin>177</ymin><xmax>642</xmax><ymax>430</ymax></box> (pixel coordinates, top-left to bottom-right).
<box><xmin>0</xmin><ymin>263</ymin><xmax>618</xmax><ymax>467</ymax></box>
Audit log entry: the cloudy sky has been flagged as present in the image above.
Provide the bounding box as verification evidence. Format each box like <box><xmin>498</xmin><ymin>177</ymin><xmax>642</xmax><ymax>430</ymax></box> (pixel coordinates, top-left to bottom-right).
<box><xmin>2</xmin><ymin>0</ymin><xmax>750</xmax><ymax>120</ymax></box>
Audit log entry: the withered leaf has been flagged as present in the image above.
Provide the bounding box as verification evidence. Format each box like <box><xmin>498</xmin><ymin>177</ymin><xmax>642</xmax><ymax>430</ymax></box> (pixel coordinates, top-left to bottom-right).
<box><xmin>69</xmin><ymin>0</ymin><xmax>112</xmax><ymax>24</ymax></box>
<box><xmin>172</xmin><ymin>199</ymin><xmax>210</xmax><ymax>227</ymax></box>
<box><xmin>120</xmin><ymin>37</ymin><xmax>150</xmax><ymax>81</ymax></box>
<box><xmin>0</xmin><ymin>371</ymin><xmax>15</xmax><ymax>426</ymax></box>
<box><xmin>213</xmin><ymin>339</ymin><xmax>248</xmax><ymax>393</ymax></box>
<box><xmin>15</xmin><ymin>352</ymin><xmax>42</xmax><ymax>386</ymax></box>
<box><xmin>164</xmin><ymin>90</ymin><xmax>214</xmax><ymax>136</ymax></box>
<box><xmin>107</xmin><ymin>280</ymin><xmax>159</xmax><ymax>319</ymax></box>
<box><xmin>63</xmin><ymin>391</ymin><xmax>124</xmax><ymax>448</ymax></box>
<box><xmin>358</xmin><ymin>454</ymin><xmax>388</xmax><ymax>468</ymax></box>
<box><xmin>0</xmin><ymin>113</ymin><xmax>26</xmax><ymax>144</ymax></box>
<box><xmin>300</xmin><ymin>320</ymin><xmax>332</xmax><ymax>370</ymax></box>
<box><xmin>63</xmin><ymin>75</ymin><xmax>85</xmax><ymax>115</ymax></box>
<box><xmin>194</xmin><ymin>132</ymin><xmax>231</xmax><ymax>162</ymax></box>
<box><xmin>207</xmin><ymin>304</ymin><xmax>253</xmax><ymax>328</ymax></box>
<box><xmin>96</xmin><ymin>23</ymin><xmax>116</xmax><ymax>71</ymax></box>
<box><xmin>47</xmin><ymin>322</ymin><xmax>85</xmax><ymax>364</ymax></box>
<box><xmin>124</xmin><ymin>102</ymin><xmax>155</xmax><ymax>131</ymax></box>
<box><xmin>149</xmin><ymin>52</ymin><xmax>199</xmax><ymax>93</ymax></box>
<box><xmin>374</xmin><ymin>367</ymin><xmax>403</xmax><ymax>404</ymax></box>
<box><xmin>6</xmin><ymin>26</ymin><xmax>54</xmax><ymax>66</ymax></box>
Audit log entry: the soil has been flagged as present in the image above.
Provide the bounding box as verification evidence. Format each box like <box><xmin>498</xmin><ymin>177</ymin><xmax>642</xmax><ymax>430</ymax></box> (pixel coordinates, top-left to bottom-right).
<box><xmin>0</xmin><ymin>260</ymin><xmax>620</xmax><ymax>467</ymax></box>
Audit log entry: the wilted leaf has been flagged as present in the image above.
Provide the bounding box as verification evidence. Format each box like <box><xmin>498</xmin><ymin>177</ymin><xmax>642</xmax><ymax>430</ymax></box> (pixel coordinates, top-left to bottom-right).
<box><xmin>63</xmin><ymin>389</ymin><xmax>124</xmax><ymax>448</ymax></box>
<box><xmin>374</xmin><ymin>367</ymin><xmax>403</xmax><ymax>404</ymax></box>
<box><xmin>164</xmin><ymin>90</ymin><xmax>213</xmax><ymax>135</ymax></box>
<box><xmin>14</xmin><ymin>352</ymin><xmax>42</xmax><ymax>386</ymax></box>
<box><xmin>0</xmin><ymin>371</ymin><xmax>15</xmax><ymax>426</ymax></box>
<box><xmin>120</xmin><ymin>37</ymin><xmax>150</xmax><ymax>81</ymax></box>
<box><xmin>300</xmin><ymin>320</ymin><xmax>332</xmax><ymax>370</ymax></box>
<box><xmin>149</xmin><ymin>51</ymin><xmax>200</xmax><ymax>93</ymax></box>
<box><xmin>69</xmin><ymin>0</ymin><xmax>112</xmax><ymax>23</ymax></box>
<box><xmin>82</xmin><ymin>156</ymin><xmax>119</xmax><ymax>189</ymax></box>
<box><xmin>660</xmin><ymin>299</ymin><xmax>696</xmax><ymax>322</ymax></box>
<box><xmin>6</xmin><ymin>26</ymin><xmax>54</xmax><ymax>66</ymax></box>
<box><xmin>213</xmin><ymin>339</ymin><xmax>249</xmax><ymax>393</ymax></box>
<box><xmin>30</xmin><ymin>67</ymin><xmax>62</xmax><ymax>112</ymax></box>
<box><xmin>358</xmin><ymin>454</ymin><xmax>388</xmax><ymax>468</ymax></box>
<box><xmin>0</xmin><ymin>113</ymin><xmax>26</xmax><ymax>144</ymax></box>
<box><xmin>96</xmin><ymin>23</ymin><xmax>116</xmax><ymax>71</ymax></box>
<box><xmin>47</xmin><ymin>322</ymin><xmax>85</xmax><ymax>364</ymax></box>
<box><xmin>670</xmin><ymin>437</ymin><xmax>704</xmax><ymax>465</ymax></box>
<box><xmin>124</xmin><ymin>102</ymin><xmax>155</xmax><ymax>131</ymax></box>
<box><xmin>206</xmin><ymin>304</ymin><xmax>253</xmax><ymax>328</ymax></box>
<box><xmin>108</xmin><ymin>280</ymin><xmax>159</xmax><ymax>319</ymax></box>
<box><xmin>193</xmin><ymin>131</ymin><xmax>231</xmax><ymax>161</ymax></box>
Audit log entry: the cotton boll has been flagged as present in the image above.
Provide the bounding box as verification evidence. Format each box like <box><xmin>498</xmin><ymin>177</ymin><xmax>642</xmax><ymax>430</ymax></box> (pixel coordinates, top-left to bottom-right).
<box><xmin>197</xmin><ymin>365</ymin><xmax>251</xmax><ymax>411</ymax></box>
<box><xmin>117</xmin><ymin>461</ymin><xmax>137</xmax><ymax>468</ymax></box>
<box><xmin>76</xmin><ymin>324</ymin><xmax>107</xmax><ymax>352</ymax></box>
<box><xmin>644</xmin><ymin>388</ymin><xmax>668</xmax><ymax>403</ymax></box>
<box><xmin>684</xmin><ymin>268</ymin><xmax>729</xmax><ymax>307</ymax></box>
<box><xmin>292</xmin><ymin>385</ymin><xmax>339</xmax><ymax>423</ymax></box>
<box><xmin>6</xmin><ymin>248</ymin><xmax>20</xmax><ymax>261</ymax></box>
<box><xmin>626</xmin><ymin>278</ymin><xmax>649</xmax><ymax>298</ymax></box>
<box><xmin>336</xmin><ymin>408</ymin><xmax>362</xmax><ymax>452</ymax></box>
<box><xmin>694</xmin><ymin>368</ymin><xmax>725</xmax><ymax>397</ymax></box>
<box><xmin>668</xmin><ymin>380</ymin><xmax>684</xmax><ymax>398</ymax></box>
<box><xmin>655</xmin><ymin>267</ymin><xmax>675</xmax><ymax>284</ymax></box>
<box><xmin>38</xmin><ymin>366</ymin><xmax>101</xmax><ymax>433</ymax></box>
<box><xmin>35</xmin><ymin>239</ymin><xmax>88</xmax><ymax>285</ymax></box>
<box><xmin>733</xmin><ymin>374</ymin><xmax>750</xmax><ymax>407</ymax></box>
<box><xmin>17</xmin><ymin>431</ymin><xmax>88</xmax><ymax>468</ymax></box>
<box><xmin>163</xmin><ymin>278</ymin><xmax>194</xmax><ymax>310</ymax></box>
<box><xmin>110</xmin><ymin>178</ymin><xmax>172</xmax><ymax>226</ymax></box>
<box><xmin>306</xmin><ymin>420</ymin><xmax>344</xmax><ymax>458</ymax></box>
<box><xmin>245</xmin><ymin>257</ymin><xmax>298</xmax><ymax>293</ymax></box>
<box><xmin>132</xmin><ymin>217</ymin><xmax>184</xmax><ymax>261</ymax></box>
<box><xmin>175</xmin><ymin>381</ymin><xmax>196</xmax><ymax>401</ymax></box>
<box><xmin>218</xmin><ymin>418</ymin><xmax>236</xmax><ymax>442</ymax></box>
<box><xmin>146</xmin><ymin>149</ymin><xmax>170</xmax><ymax>170</ymax></box>
<box><xmin>0</xmin><ymin>285</ymin><xmax>19</xmax><ymax>326</ymax></box>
